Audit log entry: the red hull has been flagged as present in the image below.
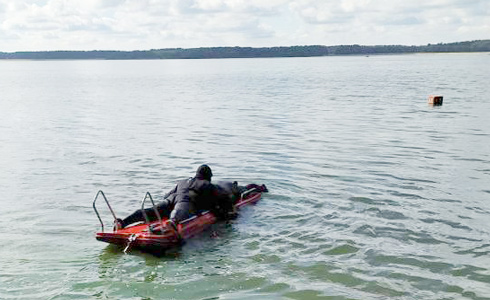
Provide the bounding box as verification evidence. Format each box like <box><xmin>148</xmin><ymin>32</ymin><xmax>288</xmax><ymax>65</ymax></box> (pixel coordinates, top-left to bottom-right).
<box><xmin>95</xmin><ymin>191</ymin><xmax>262</xmax><ymax>252</ymax></box>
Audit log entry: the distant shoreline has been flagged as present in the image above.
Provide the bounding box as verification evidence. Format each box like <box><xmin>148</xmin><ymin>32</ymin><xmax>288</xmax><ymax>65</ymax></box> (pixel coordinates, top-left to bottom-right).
<box><xmin>1</xmin><ymin>40</ymin><xmax>489</xmax><ymax>60</ymax></box>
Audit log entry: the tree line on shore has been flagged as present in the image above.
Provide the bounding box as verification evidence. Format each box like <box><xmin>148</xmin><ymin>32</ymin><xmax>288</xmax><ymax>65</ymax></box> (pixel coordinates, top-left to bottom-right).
<box><xmin>1</xmin><ymin>40</ymin><xmax>489</xmax><ymax>60</ymax></box>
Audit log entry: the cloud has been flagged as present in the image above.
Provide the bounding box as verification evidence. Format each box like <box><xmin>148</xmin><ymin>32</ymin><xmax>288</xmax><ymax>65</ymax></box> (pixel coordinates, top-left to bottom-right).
<box><xmin>0</xmin><ymin>0</ymin><xmax>488</xmax><ymax>51</ymax></box>
<box><xmin>287</xmin><ymin>0</ymin><xmax>489</xmax><ymax>45</ymax></box>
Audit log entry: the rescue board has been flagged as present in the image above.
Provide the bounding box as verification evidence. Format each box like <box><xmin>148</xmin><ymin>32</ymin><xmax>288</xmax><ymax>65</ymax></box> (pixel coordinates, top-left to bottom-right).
<box><xmin>93</xmin><ymin>189</ymin><xmax>263</xmax><ymax>253</ymax></box>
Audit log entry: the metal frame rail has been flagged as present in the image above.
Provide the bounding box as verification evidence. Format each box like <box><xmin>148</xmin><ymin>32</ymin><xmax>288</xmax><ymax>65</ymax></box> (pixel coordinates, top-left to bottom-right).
<box><xmin>140</xmin><ymin>192</ymin><xmax>165</xmax><ymax>232</ymax></box>
<box><xmin>92</xmin><ymin>190</ymin><xmax>118</xmax><ymax>233</ymax></box>
<box><xmin>240</xmin><ymin>187</ymin><xmax>257</xmax><ymax>200</ymax></box>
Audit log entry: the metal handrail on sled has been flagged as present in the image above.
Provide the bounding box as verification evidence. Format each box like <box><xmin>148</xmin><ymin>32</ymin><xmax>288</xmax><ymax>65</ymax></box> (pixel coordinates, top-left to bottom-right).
<box><xmin>93</xmin><ymin>190</ymin><xmax>118</xmax><ymax>233</ymax></box>
<box><xmin>240</xmin><ymin>187</ymin><xmax>257</xmax><ymax>201</ymax></box>
<box><xmin>140</xmin><ymin>192</ymin><xmax>183</xmax><ymax>240</ymax></box>
<box><xmin>140</xmin><ymin>192</ymin><xmax>165</xmax><ymax>233</ymax></box>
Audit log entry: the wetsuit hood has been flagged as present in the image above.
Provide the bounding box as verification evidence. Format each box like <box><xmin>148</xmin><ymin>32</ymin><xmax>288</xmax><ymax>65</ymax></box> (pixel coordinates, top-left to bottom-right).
<box><xmin>195</xmin><ymin>164</ymin><xmax>213</xmax><ymax>181</ymax></box>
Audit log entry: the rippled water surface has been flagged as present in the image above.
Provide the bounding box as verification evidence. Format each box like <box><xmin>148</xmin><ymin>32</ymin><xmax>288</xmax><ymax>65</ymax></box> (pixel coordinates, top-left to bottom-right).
<box><xmin>1</xmin><ymin>54</ymin><xmax>489</xmax><ymax>300</ymax></box>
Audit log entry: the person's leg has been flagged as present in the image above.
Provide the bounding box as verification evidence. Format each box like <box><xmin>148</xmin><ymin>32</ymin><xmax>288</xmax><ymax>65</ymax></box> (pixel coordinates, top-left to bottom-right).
<box><xmin>120</xmin><ymin>200</ymin><xmax>172</xmax><ymax>228</ymax></box>
<box><xmin>169</xmin><ymin>201</ymin><xmax>193</xmax><ymax>223</ymax></box>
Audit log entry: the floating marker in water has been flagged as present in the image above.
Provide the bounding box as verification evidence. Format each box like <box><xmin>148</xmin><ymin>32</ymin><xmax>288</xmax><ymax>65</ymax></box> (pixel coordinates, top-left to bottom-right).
<box><xmin>428</xmin><ymin>95</ymin><xmax>443</xmax><ymax>105</ymax></box>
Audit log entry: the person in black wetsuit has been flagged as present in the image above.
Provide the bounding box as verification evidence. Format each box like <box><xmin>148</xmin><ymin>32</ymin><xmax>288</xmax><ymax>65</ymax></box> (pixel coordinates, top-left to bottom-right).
<box><xmin>215</xmin><ymin>181</ymin><xmax>268</xmax><ymax>202</ymax></box>
<box><xmin>211</xmin><ymin>181</ymin><xmax>268</xmax><ymax>219</ymax></box>
<box><xmin>115</xmin><ymin>164</ymin><xmax>216</xmax><ymax>229</ymax></box>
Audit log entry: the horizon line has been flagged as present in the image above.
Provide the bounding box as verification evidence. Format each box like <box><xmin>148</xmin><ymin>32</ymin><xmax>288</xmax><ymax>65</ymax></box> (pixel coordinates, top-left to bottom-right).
<box><xmin>1</xmin><ymin>39</ymin><xmax>488</xmax><ymax>54</ymax></box>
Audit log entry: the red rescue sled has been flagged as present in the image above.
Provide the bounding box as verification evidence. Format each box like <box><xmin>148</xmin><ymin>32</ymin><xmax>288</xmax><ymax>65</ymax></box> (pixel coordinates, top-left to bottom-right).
<box><xmin>93</xmin><ymin>188</ymin><xmax>262</xmax><ymax>253</ymax></box>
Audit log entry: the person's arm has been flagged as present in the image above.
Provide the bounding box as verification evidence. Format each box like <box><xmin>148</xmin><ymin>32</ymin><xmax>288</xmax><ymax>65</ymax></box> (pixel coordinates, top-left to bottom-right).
<box><xmin>163</xmin><ymin>184</ymin><xmax>177</xmax><ymax>199</ymax></box>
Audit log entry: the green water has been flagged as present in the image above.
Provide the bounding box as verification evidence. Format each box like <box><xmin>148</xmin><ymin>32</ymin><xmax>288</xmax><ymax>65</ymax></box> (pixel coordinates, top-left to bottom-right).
<box><xmin>1</xmin><ymin>54</ymin><xmax>489</xmax><ymax>299</ymax></box>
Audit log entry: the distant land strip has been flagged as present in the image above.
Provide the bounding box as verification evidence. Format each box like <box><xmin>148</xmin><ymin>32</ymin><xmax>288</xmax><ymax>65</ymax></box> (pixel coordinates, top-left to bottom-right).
<box><xmin>1</xmin><ymin>40</ymin><xmax>489</xmax><ymax>60</ymax></box>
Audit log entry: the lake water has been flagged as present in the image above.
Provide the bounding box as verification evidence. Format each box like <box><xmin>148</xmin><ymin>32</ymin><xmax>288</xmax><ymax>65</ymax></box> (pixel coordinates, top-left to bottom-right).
<box><xmin>1</xmin><ymin>53</ymin><xmax>489</xmax><ymax>300</ymax></box>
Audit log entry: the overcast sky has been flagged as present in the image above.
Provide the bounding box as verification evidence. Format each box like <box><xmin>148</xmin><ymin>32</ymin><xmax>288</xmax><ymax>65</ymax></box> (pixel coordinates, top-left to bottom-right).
<box><xmin>0</xmin><ymin>0</ymin><xmax>488</xmax><ymax>52</ymax></box>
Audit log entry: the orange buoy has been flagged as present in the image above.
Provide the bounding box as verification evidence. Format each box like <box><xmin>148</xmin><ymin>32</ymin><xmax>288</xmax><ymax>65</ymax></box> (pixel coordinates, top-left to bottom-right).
<box><xmin>428</xmin><ymin>95</ymin><xmax>443</xmax><ymax>105</ymax></box>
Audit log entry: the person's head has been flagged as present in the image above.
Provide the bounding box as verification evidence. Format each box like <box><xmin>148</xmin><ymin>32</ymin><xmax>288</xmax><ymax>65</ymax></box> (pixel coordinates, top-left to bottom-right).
<box><xmin>195</xmin><ymin>164</ymin><xmax>213</xmax><ymax>181</ymax></box>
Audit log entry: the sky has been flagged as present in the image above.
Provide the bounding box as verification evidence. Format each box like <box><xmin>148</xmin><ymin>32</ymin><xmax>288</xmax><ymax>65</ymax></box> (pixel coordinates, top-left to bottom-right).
<box><xmin>0</xmin><ymin>0</ymin><xmax>488</xmax><ymax>52</ymax></box>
